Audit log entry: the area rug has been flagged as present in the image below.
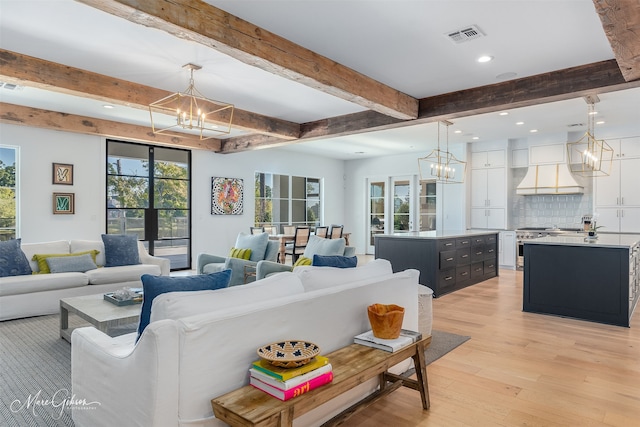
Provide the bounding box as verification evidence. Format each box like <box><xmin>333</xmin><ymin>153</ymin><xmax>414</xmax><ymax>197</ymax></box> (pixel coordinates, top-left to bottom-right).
<box><xmin>0</xmin><ymin>315</ymin><xmax>469</xmax><ymax>426</ymax></box>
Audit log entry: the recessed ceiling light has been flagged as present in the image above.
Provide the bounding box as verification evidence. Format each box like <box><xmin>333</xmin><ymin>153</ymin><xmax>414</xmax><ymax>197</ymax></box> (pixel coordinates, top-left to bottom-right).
<box><xmin>477</xmin><ymin>55</ymin><xmax>493</xmax><ymax>63</ymax></box>
<box><xmin>588</xmin><ymin>111</ymin><xmax>598</xmax><ymax>115</ymax></box>
<box><xmin>496</xmin><ymin>72</ymin><xmax>518</xmax><ymax>80</ymax></box>
<box><xmin>529</xmin><ymin>129</ymin><xmax>538</xmax><ymax>133</ymax></box>
<box><xmin>516</xmin><ymin>121</ymin><xmax>524</xmax><ymax>125</ymax></box>
<box><xmin>596</xmin><ymin>120</ymin><xmax>605</xmax><ymax>125</ymax></box>
<box><xmin>454</xmin><ymin>130</ymin><xmax>462</xmax><ymax>134</ymax></box>
<box><xmin>499</xmin><ymin>112</ymin><xmax>509</xmax><ymax>116</ymax></box>
<box><xmin>472</xmin><ymin>136</ymin><xmax>480</xmax><ymax>140</ymax></box>
<box><xmin>103</xmin><ymin>105</ymin><xmax>114</xmax><ymax>109</ymax></box>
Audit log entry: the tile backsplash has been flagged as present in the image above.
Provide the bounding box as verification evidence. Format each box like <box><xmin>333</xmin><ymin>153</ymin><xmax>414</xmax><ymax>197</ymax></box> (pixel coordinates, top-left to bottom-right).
<box><xmin>509</xmin><ymin>167</ymin><xmax>593</xmax><ymax>229</ymax></box>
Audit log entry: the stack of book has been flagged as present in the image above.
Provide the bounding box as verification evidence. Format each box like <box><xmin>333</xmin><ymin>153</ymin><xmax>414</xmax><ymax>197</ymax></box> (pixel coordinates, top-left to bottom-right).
<box><xmin>249</xmin><ymin>355</ymin><xmax>333</xmax><ymax>401</ymax></box>
<box><xmin>354</xmin><ymin>329</ymin><xmax>422</xmax><ymax>352</ymax></box>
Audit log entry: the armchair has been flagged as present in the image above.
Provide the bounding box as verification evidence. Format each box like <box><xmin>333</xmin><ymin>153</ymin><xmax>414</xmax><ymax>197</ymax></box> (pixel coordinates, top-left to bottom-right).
<box><xmin>256</xmin><ymin>235</ymin><xmax>356</xmax><ymax>280</ymax></box>
<box><xmin>197</xmin><ymin>232</ymin><xmax>279</xmax><ymax>287</ymax></box>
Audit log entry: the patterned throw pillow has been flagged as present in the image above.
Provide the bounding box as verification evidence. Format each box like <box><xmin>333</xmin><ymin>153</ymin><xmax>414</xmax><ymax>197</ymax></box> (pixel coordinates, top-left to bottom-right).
<box><xmin>229</xmin><ymin>247</ymin><xmax>252</xmax><ymax>260</ymax></box>
<box><xmin>293</xmin><ymin>256</ymin><xmax>312</xmax><ymax>268</ymax></box>
<box><xmin>0</xmin><ymin>239</ymin><xmax>32</xmax><ymax>277</ymax></box>
<box><xmin>101</xmin><ymin>234</ymin><xmax>140</xmax><ymax>267</ymax></box>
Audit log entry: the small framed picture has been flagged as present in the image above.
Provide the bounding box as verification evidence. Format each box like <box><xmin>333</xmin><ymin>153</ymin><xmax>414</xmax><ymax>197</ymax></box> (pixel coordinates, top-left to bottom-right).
<box><xmin>53</xmin><ymin>163</ymin><xmax>73</xmax><ymax>185</ymax></box>
<box><xmin>53</xmin><ymin>192</ymin><xmax>75</xmax><ymax>214</ymax></box>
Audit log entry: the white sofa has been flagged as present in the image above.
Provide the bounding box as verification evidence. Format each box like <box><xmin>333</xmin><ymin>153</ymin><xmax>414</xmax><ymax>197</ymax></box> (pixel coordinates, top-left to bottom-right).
<box><xmin>0</xmin><ymin>239</ymin><xmax>170</xmax><ymax>321</ymax></box>
<box><xmin>71</xmin><ymin>259</ymin><xmax>420</xmax><ymax>427</ymax></box>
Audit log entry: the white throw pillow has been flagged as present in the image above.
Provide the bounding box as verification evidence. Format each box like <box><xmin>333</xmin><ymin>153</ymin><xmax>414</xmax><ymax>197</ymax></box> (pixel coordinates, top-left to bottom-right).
<box><xmin>295</xmin><ymin>258</ymin><xmax>393</xmax><ymax>292</ymax></box>
<box><xmin>149</xmin><ymin>271</ymin><xmax>304</xmax><ymax>323</ymax></box>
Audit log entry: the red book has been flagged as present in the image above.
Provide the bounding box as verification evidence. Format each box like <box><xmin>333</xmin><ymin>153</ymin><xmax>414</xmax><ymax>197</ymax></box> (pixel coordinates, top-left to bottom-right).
<box><xmin>250</xmin><ymin>370</ymin><xmax>333</xmax><ymax>401</ymax></box>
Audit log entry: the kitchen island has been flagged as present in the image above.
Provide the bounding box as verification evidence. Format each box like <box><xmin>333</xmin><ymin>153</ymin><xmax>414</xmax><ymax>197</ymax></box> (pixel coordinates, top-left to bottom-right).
<box><xmin>374</xmin><ymin>230</ymin><xmax>498</xmax><ymax>297</ymax></box>
<box><xmin>523</xmin><ymin>234</ymin><xmax>640</xmax><ymax>327</ymax></box>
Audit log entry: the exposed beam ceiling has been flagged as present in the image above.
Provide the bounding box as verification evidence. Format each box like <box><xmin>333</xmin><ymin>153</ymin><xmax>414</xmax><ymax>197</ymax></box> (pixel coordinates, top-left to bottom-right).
<box><xmin>593</xmin><ymin>0</ymin><xmax>640</xmax><ymax>82</ymax></box>
<box><xmin>75</xmin><ymin>0</ymin><xmax>418</xmax><ymax>120</ymax></box>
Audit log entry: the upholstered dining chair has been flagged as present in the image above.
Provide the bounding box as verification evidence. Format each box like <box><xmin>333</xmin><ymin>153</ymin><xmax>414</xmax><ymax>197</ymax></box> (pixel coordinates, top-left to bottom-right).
<box><xmin>250</xmin><ymin>226</ymin><xmax>265</xmax><ymax>235</ymax></box>
<box><xmin>329</xmin><ymin>224</ymin><xmax>344</xmax><ymax>239</ymax></box>
<box><xmin>314</xmin><ymin>226</ymin><xmax>329</xmax><ymax>238</ymax></box>
<box><xmin>282</xmin><ymin>225</ymin><xmax>296</xmax><ymax>235</ymax></box>
<box><xmin>284</xmin><ymin>226</ymin><xmax>310</xmax><ymax>264</ymax></box>
<box><xmin>265</xmin><ymin>225</ymin><xmax>278</xmax><ymax>236</ymax></box>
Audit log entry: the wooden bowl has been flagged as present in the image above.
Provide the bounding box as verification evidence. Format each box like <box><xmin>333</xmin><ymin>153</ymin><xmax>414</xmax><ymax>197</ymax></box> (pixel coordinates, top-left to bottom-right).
<box><xmin>367</xmin><ymin>303</ymin><xmax>405</xmax><ymax>339</ymax></box>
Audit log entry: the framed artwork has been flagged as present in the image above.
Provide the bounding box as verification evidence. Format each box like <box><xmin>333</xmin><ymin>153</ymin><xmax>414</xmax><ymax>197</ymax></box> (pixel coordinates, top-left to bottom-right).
<box><xmin>53</xmin><ymin>192</ymin><xmax>75</xmax><ymax>214</ymax></box>
<box><xmin>53</xmin><ymin>163</ymin><xmax>73</xmax><ymax>185</ymax></box>
<box><xmin>211</xmin><ymin>177</ymin><xmax>243</xmax><ymax>215</ymax></box>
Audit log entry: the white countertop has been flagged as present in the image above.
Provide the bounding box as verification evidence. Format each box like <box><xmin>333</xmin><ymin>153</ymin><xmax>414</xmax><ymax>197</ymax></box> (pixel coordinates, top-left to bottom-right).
<box><xmin>378</xmin><ymin>229</ymin><xmax>500</xmax><ymax>239</ymax></box>
<box><xmin>524</xmin><ymin>233</ymin><xmax>640</xmax><ymax>249</ymax></box>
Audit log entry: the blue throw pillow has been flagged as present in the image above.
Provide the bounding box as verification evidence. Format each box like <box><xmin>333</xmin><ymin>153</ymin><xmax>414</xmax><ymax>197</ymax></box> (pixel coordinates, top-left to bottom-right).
<box><xmin>101</xmin><ymin>234</ymin><xmax>140</xmax><ymax>267</ymax></box>
<box><xmin>312</xmin><ymin>255</ymin><xmax>358</xmax><ymax>268</ymax></box>
<box><xmin>235</xmin><ymin>232</ymin><xmax>269</xmax><ymax>263</ymax></box>
<box><xmin>0</xmin><ymin>238</ymin><xmax>32</xmax><ymax>277</ymax></box>
<box><xmin>46</xmin><ymin>253</ymin><xmax>97</xmax><ymax>273</ymax></box>
<box><xmin>136</xmin><ymin>270</ymin><xmax>232</xmax><ymax>341</ymax></box>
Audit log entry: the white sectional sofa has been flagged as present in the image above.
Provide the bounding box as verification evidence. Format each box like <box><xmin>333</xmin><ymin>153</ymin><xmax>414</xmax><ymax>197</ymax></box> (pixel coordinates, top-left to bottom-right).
<box><xmin>71</xmin><ymin>259</ymin><xmax>420</xmax><ymax>427</ymax></box>
<box><xmin>0</xmin><ymin>239</ymin><xmax>170</xmax><ymax>321</ymax></box>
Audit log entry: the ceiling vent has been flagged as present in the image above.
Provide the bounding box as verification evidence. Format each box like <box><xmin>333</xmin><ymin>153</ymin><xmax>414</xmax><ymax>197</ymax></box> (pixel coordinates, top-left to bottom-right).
<box><xmin>446</xmin><ymin>25</ymin><xmax>484</xmax><ymax>44</ymax></box>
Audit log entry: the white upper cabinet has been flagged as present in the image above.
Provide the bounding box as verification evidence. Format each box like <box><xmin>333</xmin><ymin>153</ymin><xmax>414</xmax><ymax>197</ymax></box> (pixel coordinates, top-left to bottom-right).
<box><xmin>511</xmin><ymin>149</ymin><xmax>528</xmax><ymax>168</ymax></box>
<box><xmin>471</xmin><ymin>150</ymin><xmax>505</xmax><ymax>169</ymax></box>
<box><xmin>616</xmin><ymin>137</ymin><xmax>640</xmax><ymax>159</ymax></box>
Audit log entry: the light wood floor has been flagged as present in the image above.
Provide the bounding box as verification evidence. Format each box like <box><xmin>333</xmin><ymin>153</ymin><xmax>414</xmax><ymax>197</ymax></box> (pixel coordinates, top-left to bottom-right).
<box><xmin>344</xmin><ymin>268</ymin><xmax>640</xmax><ymax>426</ymax></box>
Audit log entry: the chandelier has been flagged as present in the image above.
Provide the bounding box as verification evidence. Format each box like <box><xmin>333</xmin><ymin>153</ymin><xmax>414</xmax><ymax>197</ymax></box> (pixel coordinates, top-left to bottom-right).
<box><xmin>418</xmin><ymin>120</ymin><xmax>466</xmax><ymax>184</ymax></box>
<box><xmin>567</xmin><ymin>95</ymin><xmax>613</xmax><ymax>177</ymax></box>
<box><xmin>149</xmin><ymin>63</ymin><xmax>234</xmax><ymax>140</ymax></box>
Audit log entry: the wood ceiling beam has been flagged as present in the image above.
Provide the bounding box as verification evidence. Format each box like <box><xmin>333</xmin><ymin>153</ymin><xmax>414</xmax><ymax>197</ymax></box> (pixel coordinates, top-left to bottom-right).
<box><xmin>220</xmin><ymin>60</ymin><xmax>640</xmax><ymax>154</ymax></box>
<box><xmin>0</xmin><ymin>103</ymin><xmax>221</xmax><ymax>151</ymax></box>
<box><xmin>75</xmin><ymin>0</ymin><xmax>418</xmax><ymax>120</ymax></box>
<box><xmin>0</xmin><ymin>49</ymin><xmax>300</xmax><ymax>140</ymax></box>
<box><xmin>593</xmin><ymin>0</ymin><xmax>640</xmax><ymax>82</ymax></box>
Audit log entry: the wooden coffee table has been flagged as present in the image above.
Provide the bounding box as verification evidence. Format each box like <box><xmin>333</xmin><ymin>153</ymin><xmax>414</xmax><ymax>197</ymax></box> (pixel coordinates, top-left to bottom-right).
<box><xmin>59</xmin><ymin>293</ymin><xmax>141</xmax><ymax>342</ymax></box>
<box><xmin>212</xmin><ymin>335</ymin><xmax>431</xmax><ymax>427</ymax></box>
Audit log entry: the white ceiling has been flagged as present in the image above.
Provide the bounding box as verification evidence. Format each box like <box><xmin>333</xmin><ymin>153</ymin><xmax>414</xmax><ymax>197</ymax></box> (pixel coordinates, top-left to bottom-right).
<box><xmin>1</xmin><ymin>0</ymin><xmax>639</xmax><ymax>159</ymax></box>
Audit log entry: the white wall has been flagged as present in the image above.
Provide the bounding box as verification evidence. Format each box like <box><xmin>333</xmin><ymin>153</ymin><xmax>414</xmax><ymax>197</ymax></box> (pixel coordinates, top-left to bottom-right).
<box><xmin>1</xmin><ymin>123</ymin><xmax>346</xmax><ymax>266</ymax></box>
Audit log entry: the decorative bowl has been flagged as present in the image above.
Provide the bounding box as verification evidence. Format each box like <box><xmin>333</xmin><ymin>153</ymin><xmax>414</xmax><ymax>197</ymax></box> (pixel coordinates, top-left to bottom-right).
<box><xmin>367</xmin><ymin>303</ymin><xmax>405</xmax><ymax>339</ymax></box>
<box><xmin>257</xmin><ymin>340</ymin><xmax>321</xmax><ymax>368</ymax></box>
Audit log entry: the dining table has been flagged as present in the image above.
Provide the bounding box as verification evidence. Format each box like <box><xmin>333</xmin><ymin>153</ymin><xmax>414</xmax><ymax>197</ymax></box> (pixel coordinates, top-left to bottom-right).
<box><xmin>269</xmin><ymin>232</ymin><xmax>351</xmax><ymax>264</ymax></box>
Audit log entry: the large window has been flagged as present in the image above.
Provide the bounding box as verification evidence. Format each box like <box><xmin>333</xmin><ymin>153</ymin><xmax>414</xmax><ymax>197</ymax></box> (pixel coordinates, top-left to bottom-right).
<box><xmin>0</xmin><ymin>146</ymin><xmax>17</xmax><ymax>241</ymax></box>
<box><xmin>255</xmin><ymin>172</ymin><xmax>321</xmax><ymax>232</ymax></box>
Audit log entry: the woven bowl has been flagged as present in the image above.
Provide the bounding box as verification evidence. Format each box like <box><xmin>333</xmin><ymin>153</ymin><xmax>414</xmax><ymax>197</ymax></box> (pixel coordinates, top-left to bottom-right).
<box><xmin>257</xmin><ymin>340</ymin><xmax>320</xmax><ymax>368</ymax></box>
<box><xmin>367</xmin><ymin>303</ymin><xmax>405</xmax><ymax>339</ymax></box>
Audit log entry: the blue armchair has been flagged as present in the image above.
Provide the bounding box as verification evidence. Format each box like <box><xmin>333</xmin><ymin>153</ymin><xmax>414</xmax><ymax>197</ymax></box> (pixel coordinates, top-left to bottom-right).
<box><xmin>197</xmin><ymin>232</ymin><xmax>279</xmax><ymax>287</ymax></box>
<box><xmin>256</xmin><ymin>235</ymin><xmax>356</xmax><ymax>280</ymax></box>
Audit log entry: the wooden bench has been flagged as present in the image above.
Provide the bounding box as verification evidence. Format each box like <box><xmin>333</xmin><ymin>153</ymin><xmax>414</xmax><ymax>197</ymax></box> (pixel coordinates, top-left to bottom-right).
<box><xmin>211</xmin><ymin>336</ymin><xmax>431</xmax><ymax>427</ymax></box>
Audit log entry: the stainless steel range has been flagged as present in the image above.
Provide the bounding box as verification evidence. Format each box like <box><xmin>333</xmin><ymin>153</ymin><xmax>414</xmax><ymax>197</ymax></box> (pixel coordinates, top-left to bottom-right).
<box><xmin>515</xmin><ymin>227</ymin><xmax>584</xmax><ymax>270</ymax></box>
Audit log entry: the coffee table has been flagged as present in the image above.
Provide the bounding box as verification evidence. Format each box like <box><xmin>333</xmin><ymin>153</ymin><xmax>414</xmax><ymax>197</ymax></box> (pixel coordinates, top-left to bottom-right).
<box><xmin>212</xmin><ymin>335</ymin><xmax>431</xmax><ymax>427</ymax></box>
<box><xmin>59</xmin><ymin>293</ymin><xmax>141</xmax><ymax>342</ymax></box>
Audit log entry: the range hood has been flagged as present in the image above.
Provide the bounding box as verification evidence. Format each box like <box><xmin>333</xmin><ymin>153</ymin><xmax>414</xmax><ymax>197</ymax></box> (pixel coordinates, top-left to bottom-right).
<box><xmin>516</xmin><ymin>163</ymin><xmax>584</xmax><ymax>195</ymax></box>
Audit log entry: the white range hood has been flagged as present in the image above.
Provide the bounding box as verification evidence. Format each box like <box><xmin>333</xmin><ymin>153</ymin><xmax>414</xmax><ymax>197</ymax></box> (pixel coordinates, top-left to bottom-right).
<box><xmin>516</xmin><ymin>163</ymin><xmax>584</xmax><ymax>195</ymax></box>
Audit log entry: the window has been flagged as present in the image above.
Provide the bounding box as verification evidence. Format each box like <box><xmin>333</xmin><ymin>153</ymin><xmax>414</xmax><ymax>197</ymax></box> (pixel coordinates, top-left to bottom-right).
<box><xmin>0</xmin><ymin>146</ymin><xmax>17</xmax><ymax>241</ymax></box>
<box><xmin>255</xmin><ymin>173</ymin><xmax>322</xmax><ymax>232</ymax></box>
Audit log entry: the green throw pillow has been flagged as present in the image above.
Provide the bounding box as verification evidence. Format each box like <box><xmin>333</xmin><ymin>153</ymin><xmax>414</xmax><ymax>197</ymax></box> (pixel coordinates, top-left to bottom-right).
<box><xmin>32</xmin><ymin>250</ymin><xmax>100</xmax><ymax>274</ymax></box>
<box><xmin>293</xmin><ymin>256</ymin><xmax>312</xmax><ymax>268</ymax></box>
<box><xmin>229</xmin><ymin>247</ymin><xmax>252</xmax><ymax>260</ymax></box>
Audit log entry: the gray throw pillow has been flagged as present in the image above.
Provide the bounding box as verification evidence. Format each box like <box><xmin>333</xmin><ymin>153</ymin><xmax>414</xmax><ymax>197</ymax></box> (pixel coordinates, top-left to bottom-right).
<box><xmin>0</xmin><ymin>238</ymin><xmax>32</xmax><ymax>277</ymax></box>
<box><xmin>101</xmin><ymin>234</ymin><xmax>140</xmax><ymax>267</ymax></box>
<box><xmin>46</xmin><ymin>253</ymin><xmax>98</xmax><ymax>273</ymax></box>
<box><xmin>303</xmin><ymin>235</ymin><xmax>346</xmax><ymax>258</ymax></box>
<box><xmin>235</xmin><ymin>232</ymin><xmax>269</xmax><ymax>262</ymax></box>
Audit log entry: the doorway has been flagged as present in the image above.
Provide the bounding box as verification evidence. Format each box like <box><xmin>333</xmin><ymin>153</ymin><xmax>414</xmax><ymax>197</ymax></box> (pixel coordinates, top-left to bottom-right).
<box><xmin>106</xmin><ymin>140</ymin><xmax>191</xmax><ymax>270</ymax></box>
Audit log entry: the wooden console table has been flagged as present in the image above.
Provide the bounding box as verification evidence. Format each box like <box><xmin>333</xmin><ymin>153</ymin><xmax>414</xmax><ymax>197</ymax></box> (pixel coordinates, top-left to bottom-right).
<box><xmin>211</xmin><ymin>336</ymin><xmax>431</xmax><ymax>427</ymax></box>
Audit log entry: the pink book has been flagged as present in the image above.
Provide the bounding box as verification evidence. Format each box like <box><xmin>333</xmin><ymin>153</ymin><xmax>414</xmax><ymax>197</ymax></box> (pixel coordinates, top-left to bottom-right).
<box><xmin>250</xmin><ymin>370</ymin><xmax>333</xmax><ymax>401</ymax></box>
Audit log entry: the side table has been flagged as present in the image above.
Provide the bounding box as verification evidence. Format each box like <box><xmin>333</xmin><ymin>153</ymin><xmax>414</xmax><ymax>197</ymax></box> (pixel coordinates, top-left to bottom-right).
<box><xmin>211</xmin><ymin>335</ymin><xmax>431</xmax><ymax>427</ymax></box>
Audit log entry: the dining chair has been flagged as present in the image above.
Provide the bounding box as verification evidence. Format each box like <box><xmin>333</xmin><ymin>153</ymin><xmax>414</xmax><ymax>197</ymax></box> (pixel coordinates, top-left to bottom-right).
<box><xmin>329</xmin><ymin>224</ymin><xmax>344</xmax><ymax>239</ymax></box>
<box><xmin>265</xmin><ymin>225</ymin><xmax>278</xmax><ymax>236</ymax></box>
<box><xmin>250</xmin><ymin>226</ymin><xmax>265</xmax><ymax>235</ymax></box>
<box><xmin>284</xmin><ymin>226</ymin><xmax>311</xmax><ymax>264</ymax></box>
<box><xmin>282</xmin><ymin>225</ymin><xmax>296</xmax><ymax>235</ymax></box>
<box><xmin>314</xmin><ymin>226</ymin><xmax>329</xmax><ymax>238</ymax></box>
